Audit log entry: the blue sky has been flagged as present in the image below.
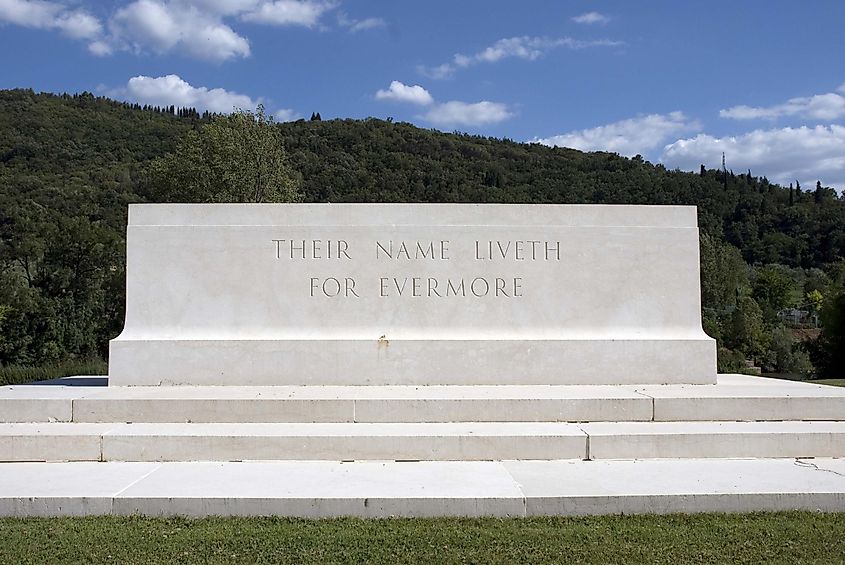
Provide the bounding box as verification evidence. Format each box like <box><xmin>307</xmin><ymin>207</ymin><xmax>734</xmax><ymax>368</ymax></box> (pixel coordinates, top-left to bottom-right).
<box><xmin>2</xmin><ymin>0</ymin><xmax>845</xmax><ymax>189</ymax></box>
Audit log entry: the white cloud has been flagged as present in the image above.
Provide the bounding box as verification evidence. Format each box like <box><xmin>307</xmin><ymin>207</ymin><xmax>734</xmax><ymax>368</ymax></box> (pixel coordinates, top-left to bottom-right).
<box><xmin>375</xmin><ymin>81</ymin><xmax>508</xmax><ymax>127</ymax></box>
<box><xmin>720</xmin><ymin>88</ymin><xmax>845</xmax><ymax>121</ymax></box>
<box><xmin>124</xmin><ymin>74</ymin><xmax>258</xmax><ymax>113</ymax></box>
<box><xmin>346</xmin><ymin>16</ymin><xmax>383</xmax><ymax>32</ymax></box>
<box><xmin>0</xmin><ymin>0</ymin><xmax>102</xmax><ymax>43</ymax></box>
<box><xmin>109</xmin><ymin>0</ymin><xmax>251</xmax><ymax>61</ymax></box>
<box><xmin>375</xmin><ymin>81</ymin><xmax>433</xmax><ymax>106</ymax></box>
<box><xmin>662</xmin><ymin>125</ymin><xmax>845</xmax><ymax>190</ymax></box>
<box><xmin>111</xmin><ymin>1</ymin><xmax>179</xmax><ymax>52</ymax></box>
<box><xmin>190</xmin><ymin>0</ymin><xmax>261</xmax><ymax>16</ymax></box>
<box><xmin>417</xmin><ymin>63</ymin><xmax>454</xmax><ymax>80</ymax></box>
<box><xmin>420</xmin><ymin>35</ymin><xmax>622</xmax><ymax>78</ymax></box>
<box><xmin>54</xmin><ymin>9</ymin><xmax>101</xmax><ymax>38</ymax></box>
<box><xmin>337</xmin><ymin>11</ymin><xmax>384</xmax><ymax>32</ymax></box>
<box><xmin>241</xmin><ymin>0</ymin><xmax>336</xmax><ymax>27</ymax></box>
<box><xmin>0</xmin><ymin>1</ymin><xmax>340</xmax><ymax>60</ymax></box>
<box><xmin>422</xmin><ymin>100</ymin><xmax>513</xmax><ymax>127</ymax></box>
<box><xmin>473</xmin><ymin>36</ymin><xmax>554</xmax><ymax>63</ymax></box>
<box><xmin>0</xmin><ymin>0</ymin><xmax>61</xmax><ymax>28</ymax></box>
<box><xmin>104</xmin><ymin>1</ymin><xmax>337</xmax><ymax>60</ymax></box>
<box><xmin>121</xmin><ymin>74</ymin><xmax>298</xmax><ymax>119</ymax></box>
<box><xmin>535</xmin><ymin>112</ymin><xmax>699</xmax><ymax>156</ymax></box>
<box><xmin>274</xmin><ymin>108</ymin><xmax>301</xmax><ymax>121</ymax></box>
<box><xmin>572</xmin><ymin>11</ymin><xmax>608</xmax><ymax>25</ymax></box>
<box><xmin>87</xmin><ymin>39</ymin><xmax>112</xmax><ymax>56</ymax></box>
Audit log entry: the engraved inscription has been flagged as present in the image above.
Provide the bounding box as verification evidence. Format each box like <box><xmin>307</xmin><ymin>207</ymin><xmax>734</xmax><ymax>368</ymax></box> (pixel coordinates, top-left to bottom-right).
<box><xmin>375</xmin><ymin>240</ymin><xmax>450</xmax><ymax>260</ymax></box>
<box><xmin>272</xmin><ymin>239</ymin><xmax>350</xmax><ymax>260</ymax></box>
<box><xmin>272</xmin><ymin>238</ymin><xmax>557</xmax><ymax>299</ymax></box>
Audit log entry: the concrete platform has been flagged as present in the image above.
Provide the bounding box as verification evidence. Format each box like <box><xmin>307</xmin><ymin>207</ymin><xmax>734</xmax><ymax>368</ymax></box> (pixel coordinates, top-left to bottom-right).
<box><xmin>1</xmin><ymin>375</ymin><xmax>844</xmax><ymax>516</ymax></box>
<box><xmin>1</xmin><ymin>458</ymin><xmax>843</xmax><ymax>517</ymax></box>
<box><xmin>3</xmin><ymin>374</ymin><xmax>844</xmax><ymax>423</ymax></box>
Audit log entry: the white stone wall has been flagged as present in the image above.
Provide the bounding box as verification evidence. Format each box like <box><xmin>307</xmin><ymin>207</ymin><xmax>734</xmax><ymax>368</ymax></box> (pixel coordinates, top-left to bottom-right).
<box><xmin>109</xmin><ymin>204</ymin><xmax>716</xmax><ymax>385</ymax></box>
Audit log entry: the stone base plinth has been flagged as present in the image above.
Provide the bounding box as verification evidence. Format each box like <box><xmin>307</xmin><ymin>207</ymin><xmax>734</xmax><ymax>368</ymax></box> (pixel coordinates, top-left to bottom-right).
<box><xmin>109</xmin><ymin>337</ymin><xmax>716</xmax><ymax>386</ymax></box>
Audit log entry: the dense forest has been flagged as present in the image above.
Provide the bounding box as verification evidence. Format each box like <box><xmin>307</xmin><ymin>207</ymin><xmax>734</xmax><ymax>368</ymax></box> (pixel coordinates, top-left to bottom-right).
<box><xmin>1</xmin><ymin>88</ymin><xmax>844</xmax><ymax>378</ymax></box>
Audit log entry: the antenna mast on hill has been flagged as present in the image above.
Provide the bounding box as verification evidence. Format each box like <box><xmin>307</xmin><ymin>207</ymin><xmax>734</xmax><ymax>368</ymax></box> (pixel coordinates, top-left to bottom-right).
<box><xmin>722</xmin><ymin>152</ymin><xmax>728</xmax><ymax>188</ymax></box>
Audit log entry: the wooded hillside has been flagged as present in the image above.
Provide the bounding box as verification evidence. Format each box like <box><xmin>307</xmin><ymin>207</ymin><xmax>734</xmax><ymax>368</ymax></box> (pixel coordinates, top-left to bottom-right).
<box><xmin>1</xmin><ymin>89</ymin><xmax>844</xmax><ymax>377</ymax></box>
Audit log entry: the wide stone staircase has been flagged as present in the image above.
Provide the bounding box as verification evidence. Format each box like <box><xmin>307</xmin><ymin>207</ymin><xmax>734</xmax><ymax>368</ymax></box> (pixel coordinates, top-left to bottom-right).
<box><xmin>2</xmin><ymin>374</ymin><xmax>845</xmax><ymax>517</ymax></box>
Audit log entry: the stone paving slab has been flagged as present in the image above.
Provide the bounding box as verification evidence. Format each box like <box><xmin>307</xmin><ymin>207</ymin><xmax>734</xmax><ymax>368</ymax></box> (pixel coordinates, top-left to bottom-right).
<box><xmin>1</xmin><ymin>458</ymin><xmax>843</xmax><ymax>517</ymax></box>
<box><xmin>504</xmin><ymin>457</ymin><xmax>845</xmax><ymax>515</ymax></box>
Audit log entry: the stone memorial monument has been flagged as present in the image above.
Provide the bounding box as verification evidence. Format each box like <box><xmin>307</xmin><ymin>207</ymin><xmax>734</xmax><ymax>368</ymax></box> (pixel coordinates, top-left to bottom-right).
<box><xmin>2</xmin><ymin>202</ymin><xmax>843</xmax><ymax>518</ymax></box>
<box><xmin>109</xmin><ymin>203</ymin><xmax>716</xmax><ymax>386</ymax></box>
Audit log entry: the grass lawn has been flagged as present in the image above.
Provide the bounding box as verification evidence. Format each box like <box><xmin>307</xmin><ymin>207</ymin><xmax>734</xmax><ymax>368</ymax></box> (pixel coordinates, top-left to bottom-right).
<box><xmin>0</xmin><ymin>358</ymin><xmax>107</xmax><ymax>387</ymax></box>
<box><xmin>0</xmin><ymin>513</ymin><xmax>843</xmax><ymax>564</ymax></box>
<box><xmin>815</xmin><ymin>379</ymin><xmax>845</xmax><ymax>388</ymax></box>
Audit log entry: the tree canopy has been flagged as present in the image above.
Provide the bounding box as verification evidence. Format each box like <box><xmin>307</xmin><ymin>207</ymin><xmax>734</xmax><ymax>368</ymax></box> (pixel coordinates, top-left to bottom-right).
<box><xmin>1</xmin><ymin>89</ymin><xmax>844</xmax><ymax>377</ymax></box>
<box><xmin>147</xmin><ymin>105</ymin><xmax>300</xmax><ymax>203</ymax></box>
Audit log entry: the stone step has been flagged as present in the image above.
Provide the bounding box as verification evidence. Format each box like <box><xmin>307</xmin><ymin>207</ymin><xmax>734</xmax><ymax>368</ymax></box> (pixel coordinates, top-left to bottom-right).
<box><xmin>0</xmin><ymin>422</ymin><xmax>587</xmax><ymax>462</ymax></box>
<box><xmin>3</xmin><ymin>375</ymin><xmax>845</xmax><ymax>424</ymax></box>
<box><xmin>3</xmin><ymin>421</ymin><xmax>845</xmax><ymax>462</ymax></box>
<box><xmin>581</xmin><ymin>421</ymin><xmax>845</xmax><ymax>459</ymax></box>
<box><xmin>1</xmin><ymin>458</ymin><xmax>844</xmax><ymax>517</ymax></box>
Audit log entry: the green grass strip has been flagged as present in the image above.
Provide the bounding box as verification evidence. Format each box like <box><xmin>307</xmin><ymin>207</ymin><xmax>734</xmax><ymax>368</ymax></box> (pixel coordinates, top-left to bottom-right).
<box><xmin>1</xmin><ymin>513</ymin><xmax>843</xmax><ymax>564</ymax></box>
<box><xmin>814</xmin><ymin>379</ymin><xmax>845</xmax><ymax>388</ymax></box>
<box><xmin>0</xmin><ymin>358</ymin><xmax>107</xmax><ymax>386</ymax></box>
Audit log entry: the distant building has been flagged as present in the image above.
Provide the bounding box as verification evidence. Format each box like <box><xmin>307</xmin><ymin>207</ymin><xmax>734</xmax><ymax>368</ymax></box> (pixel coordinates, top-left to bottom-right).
<box><xmin>777</xmin><ymin>308</ymin><xmax>819</xmax><ymax>328</ymax></box>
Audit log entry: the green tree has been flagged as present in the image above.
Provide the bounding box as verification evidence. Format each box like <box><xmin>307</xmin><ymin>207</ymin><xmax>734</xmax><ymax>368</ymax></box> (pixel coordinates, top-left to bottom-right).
<box><xmin>0</xmin><ymin>304</ymin><xmax>10</xmax><ymax>354</ymax></box>
<box><xmin>724</xmin><ymin>296</ymin><xmax>769</xmax><ymax>363</ymax></box>
<box><xmin>751</xmin><ymin>264</ymin><xmax>798</xmax><ymax>320</ymax></box>
<box><xmin>699</xmin><ymin>234</ymin><xmax>748</xmax><ymax>313</ymax></box>
<box><xmin>809</xmin><ymin>261</ymin><xmax>845</xmax><ymax>378</ymax></box>
<box><xmin>148</xmin><ymin>105</ymin><xmax>300</xmax><ymax>203</ymax></box>
<box><xmin>806</xmin><ymin>289</ymin><xmax>823</xmax><ymax>315</ymax></box>
<box><xmin>6</xmin><ymin>89</ymin><xmax>845</xmax><ymax>371</ymax></box>
<box><xmin>809</xmin><ymin>291</ymin><xmax>845</xmax><ymax>378</ymax></box>
<box><xmin>765</xmin><ymin>324</ymin><xmax>812</xmax><ymax>375</ymax></box>
<box><xmin>803</xmin><ymin>268</ymin><xmax>831</xmax><ymax>295</ymax></box>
